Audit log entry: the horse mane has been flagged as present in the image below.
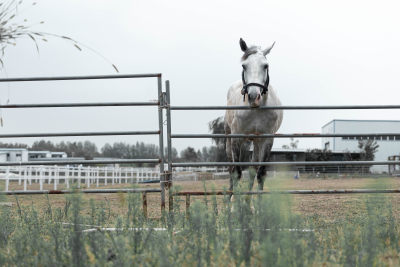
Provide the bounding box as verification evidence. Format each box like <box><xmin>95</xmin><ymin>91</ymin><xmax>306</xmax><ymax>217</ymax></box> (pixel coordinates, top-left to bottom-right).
<box><xmin>241</xmin><ymin>46</ymin><xmax>262</xmax><ymax>61</ymax></box>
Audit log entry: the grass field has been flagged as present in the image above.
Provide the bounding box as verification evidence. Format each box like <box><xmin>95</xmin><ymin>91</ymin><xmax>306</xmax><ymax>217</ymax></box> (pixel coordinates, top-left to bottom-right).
<box><xmin>1</xmin><ymin>176</ymin><xmax>400</xmax><ymax>266</ymax></box>
<box><xmin>3</xmin><ymin>176</ymin><xmax>400</xmax><ymax>222</ymax></box>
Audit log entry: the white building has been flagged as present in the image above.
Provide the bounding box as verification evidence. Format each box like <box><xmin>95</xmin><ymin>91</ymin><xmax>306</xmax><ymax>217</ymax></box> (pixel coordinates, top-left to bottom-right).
<box><xmin>0</xmin><ymin>148</ymin><xmax>29</xmax><ymax>162</ymax></box>
<box><xmin>322</xmin><ymin>119</ymin><xmax>400</xmax><ymax>173</ymax></box>
<box><xmin>28</xmin><ymin>151</ymin><xmax>68</xmax><ymax>161</ymax></box>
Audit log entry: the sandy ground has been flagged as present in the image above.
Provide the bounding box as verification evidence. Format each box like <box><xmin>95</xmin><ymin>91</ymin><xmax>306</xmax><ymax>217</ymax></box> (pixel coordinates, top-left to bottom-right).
<box><xmin>2</xmin><ymin>177</ymin><xmax>400</xmax><ymax>221</ymax></box>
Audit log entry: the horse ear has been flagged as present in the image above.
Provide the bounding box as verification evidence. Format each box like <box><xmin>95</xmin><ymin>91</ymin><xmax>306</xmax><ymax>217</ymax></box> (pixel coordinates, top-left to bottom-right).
<box><xmin>263</xmin><ymin>41</ymin><xmax>276</xmax><ymax>56</ymax></box>
<box><xmin>239</xmin><ymin>38</ymin><xmax>248</xmax><ymax>52</ymax></box>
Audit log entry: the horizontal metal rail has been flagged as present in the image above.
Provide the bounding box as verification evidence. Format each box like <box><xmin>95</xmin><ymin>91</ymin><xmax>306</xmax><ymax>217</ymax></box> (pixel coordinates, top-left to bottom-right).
<box><xmin>0</xmin><ymin>130</ymin><xmax>160</xmax><ymax>138</ymax></box>
<box><xmin>171</xmin><ymin>133</ymin><xmax>400</xmax><ymax>139</ymax></box>
<box><xmin>0</xmin><ymin>159</ymin><xmax>160</xmax><ymax>166</ymax></box>
<box><xmin>0</xmin><ymin>188</ymin><xmax>162</xmax><ymax>195</ymax></box>
<box><xmin>172</xmin><ymin>160</ymin><xmax>400</xmax><ymax>167</ymax></box>
<box><xmin>170</xmin><ymin>105</ymin><xmax>400</xmax><ymax>110</ymax></box>
<box><xmin>0</xmin><ymin>102</ymin><xmax>159</xmax><ymax>108</ymax></box>
<box><xmin>172</xmin><ymin>189</ymin><xmax>400</xmax><ymax>196</ymax></box>
<box><xmin>0</xmin><ymin>73</ymin><xmax>161</xmax><ymax>82</ymax></box>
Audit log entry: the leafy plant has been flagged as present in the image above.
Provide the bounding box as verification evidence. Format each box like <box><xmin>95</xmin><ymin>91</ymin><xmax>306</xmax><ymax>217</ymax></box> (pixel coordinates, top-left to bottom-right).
<box><xmin>0</xmin><ymin>0</ymin><xmax>118</xmax><ymax>72</ymax></box>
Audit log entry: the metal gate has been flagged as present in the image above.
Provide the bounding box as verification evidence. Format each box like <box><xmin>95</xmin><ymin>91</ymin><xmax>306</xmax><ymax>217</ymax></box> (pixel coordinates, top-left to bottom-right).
<box><xmin>0</xmin><ymin>73</ymin><xmax>167</xmax><ymax>209</ymax></box>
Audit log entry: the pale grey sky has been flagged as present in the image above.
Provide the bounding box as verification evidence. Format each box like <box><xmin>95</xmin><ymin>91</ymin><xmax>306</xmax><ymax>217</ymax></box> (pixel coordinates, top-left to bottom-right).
<box><xmin>1</xmin><ymin>0</ymin><xmax>400</xmax><ymax>152</ymax></box>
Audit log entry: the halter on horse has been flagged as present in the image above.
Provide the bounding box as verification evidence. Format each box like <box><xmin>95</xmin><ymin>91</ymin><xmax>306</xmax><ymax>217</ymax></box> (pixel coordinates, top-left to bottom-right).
<box><xmin>240</xmin><ymin>38</ymin><xmax>274</xmax><ymax>102</ymax></box>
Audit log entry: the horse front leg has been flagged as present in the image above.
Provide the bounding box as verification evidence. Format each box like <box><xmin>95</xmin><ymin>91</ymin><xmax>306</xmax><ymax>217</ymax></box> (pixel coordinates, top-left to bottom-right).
<box><xmin>257</xmin><ymin>139</ymin><xmax>274</xmax><ymax>191</ymax></box>
<box><xmin>248</xmin><ymin>141</ymin><xmax>259</xmax><ymax>191</ymax></box>
<box><xmin>229</xmin><ymin>138</ymin><xmax>243</xmax><ymax>191</ymax></box>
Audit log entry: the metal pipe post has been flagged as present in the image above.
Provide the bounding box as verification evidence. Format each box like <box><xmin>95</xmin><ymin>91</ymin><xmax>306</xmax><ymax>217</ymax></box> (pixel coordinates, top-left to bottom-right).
<box><xmin>157</xmin><ymin>76</ymin><xmax>166</xmax><ymax>211</ymax></box>
<box><xmin>165</xmin><ymin>81</ymin><xmax>173</xmax><ymax>211</ymax></box>
<box><xmin>142</xmin><ymin>192</ymin><xmax>148</xmax><ymax>218</ymax></box>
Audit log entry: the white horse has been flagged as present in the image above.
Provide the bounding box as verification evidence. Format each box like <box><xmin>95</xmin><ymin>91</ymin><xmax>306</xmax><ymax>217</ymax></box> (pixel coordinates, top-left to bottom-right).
<box><xmin>224</xmin><ymin>38</ymin><xmax>283</xmax><ymax>191</ymax></box>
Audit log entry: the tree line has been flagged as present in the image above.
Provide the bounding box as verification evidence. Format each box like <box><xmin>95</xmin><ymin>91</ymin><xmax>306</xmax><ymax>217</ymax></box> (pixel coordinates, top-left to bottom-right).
<box><xmin>0</xmin><ymin>117</ymin><xmax>379</xmax><ymax>167</ymax></box>
<box><xmin>0</xmin><ymin>140</ymin><xmax>223</xmax><ymax>162</ymax></box>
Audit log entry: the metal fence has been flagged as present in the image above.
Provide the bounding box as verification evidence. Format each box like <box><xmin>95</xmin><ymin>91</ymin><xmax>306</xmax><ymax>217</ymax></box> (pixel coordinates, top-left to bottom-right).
<box><xmin>2</xmin><ymin>75</ymin><xmax>400</xmax><ymax>213</ymax></box>
<box><xmin>163</xmin><ymin>80</ymin><xmax>400</xmax><ymax>210</ymax></box>
<box><xmin>0</xmin><ymin>74</ymin><xmax>167</xmax><ymax>208</ymax></box>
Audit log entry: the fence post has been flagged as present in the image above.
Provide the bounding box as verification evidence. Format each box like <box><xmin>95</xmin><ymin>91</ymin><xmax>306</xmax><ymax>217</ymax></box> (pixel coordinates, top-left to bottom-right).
<box><xmin>54</xmin><ymin>166</ymin><xmax>58</xmax><ymax>190</ymax></box>
<box><xmin>166</xmin><ymin>81</ymin><xmax>174</xmax><ymax>211</ymax></box>
<box><xmin>77</xmin><ymin>166</ymin><xmax>81</xmax><ymax>188</ymax></box>
<box><xmin>86</xmin><ymin>168</ymin><xmax>90</xmax><ymax>188</ymax></box>
<box><xmin>96</xmin><ymin>167</ymin><xmax>99</xmax><ymax>187</ymax></box>
<box><xmin>157</xmin><ymin>75</ymin><xmax>166</xmax><ymax>212</ymax></box>
<box><xmin>28</xmin><ymin>166</ymin><xmax>32</xmax><ymax>185</ymax></box>
<box><xmin>18</xmin><ymin>167</ymin><xmax>21</xmax><ymax>185</ymax></box>
<box><xmin>23</xmin><ymin>167</ymin><xmax>27</xmax><ymax>191</ymax></box>
<box><xmin>66</xmin><ymin>166</ymin><xmax>70</xmax><ymax>189</ymax></box>
<box><xmin>185</xmin><ymin>194</ymin><xmax>190</xmax><ymax>219</ymax></box>
<box><xmin>5</xmin><ymin>166</ymin><xmax>9</xmax><ymax>192</ymax></box>
<box><xmin>48</xmin><ymin>167</ymin><xmax>52</xmax><ymax>184</ymax></box>
<box><xmin>104</xmin><ymin>167</ymin><xmax>107</xmax><ymax>185</ymax></box>
<box><xmin>40</xmin><ymin>168</ymin><xmax>43</xmax><ymax>191</ymax></box>
<box><xmin>142</xmin><ymin>192</ymin><xmax>148</xmax><ymax>218</ymax></box>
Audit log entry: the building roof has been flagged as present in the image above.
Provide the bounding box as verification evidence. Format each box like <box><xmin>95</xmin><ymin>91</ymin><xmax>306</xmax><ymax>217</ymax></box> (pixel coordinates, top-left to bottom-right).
<box><xmin>322</xmin><ymin>119</ymin><xmax>400</xmax><ymax>129</ymax></box>
<box><xmin>271</xmin><ymin>148</ymin><xmax>356</xmax><ymax>154</ymax></box>
<box><xmin>28</xmin><ymin>151</ymin><xmax>50</xmax><ymax>154</ymax></box>
<box><xmin>0</xmin><ymin>148</ymin><xmax>28</xmax><ymax>151</ymax></box>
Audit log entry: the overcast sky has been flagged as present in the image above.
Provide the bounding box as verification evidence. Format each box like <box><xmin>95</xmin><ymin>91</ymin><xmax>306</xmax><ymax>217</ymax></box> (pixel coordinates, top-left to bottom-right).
<box><xmin>1</xmin><ymin>0</ymin><xmax>400</xmax><ymax>153</ymax></box>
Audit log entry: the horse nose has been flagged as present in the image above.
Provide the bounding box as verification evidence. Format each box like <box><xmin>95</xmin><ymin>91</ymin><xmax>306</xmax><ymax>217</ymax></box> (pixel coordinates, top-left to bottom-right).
<box><xmin>256</xmin><ymin>94</ymin><xmax>261</xmax><ymax>100</ymax></box>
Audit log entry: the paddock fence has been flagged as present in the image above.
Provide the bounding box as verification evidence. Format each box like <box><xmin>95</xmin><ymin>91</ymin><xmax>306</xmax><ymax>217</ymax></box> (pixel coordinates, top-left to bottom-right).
<box><xmin>0</xmin><ymin>165</ymin><xmax>160</xmax><ymax>191</ymax></box>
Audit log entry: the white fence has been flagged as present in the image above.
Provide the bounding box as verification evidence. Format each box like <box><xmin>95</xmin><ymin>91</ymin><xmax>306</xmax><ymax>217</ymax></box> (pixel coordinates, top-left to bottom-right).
<box><xmin>0</xmin><ymin>165</ymin><xmax>160</xmax><ymax>191</ymax></box>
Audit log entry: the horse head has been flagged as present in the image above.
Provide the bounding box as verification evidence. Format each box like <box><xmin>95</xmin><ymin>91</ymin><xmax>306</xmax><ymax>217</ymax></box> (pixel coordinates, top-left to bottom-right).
<box><xmin>239</xmin><ymin>38</ymin><xmax>275</xmax><ymax>107</ymax></box>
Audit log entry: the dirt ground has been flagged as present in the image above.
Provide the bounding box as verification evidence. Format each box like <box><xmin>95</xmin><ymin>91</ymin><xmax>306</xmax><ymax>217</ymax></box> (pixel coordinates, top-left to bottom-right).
<box><xmin>2</xmin><ymin>176</ymin><xmax>400</xmax><ymax>221</ymax></box>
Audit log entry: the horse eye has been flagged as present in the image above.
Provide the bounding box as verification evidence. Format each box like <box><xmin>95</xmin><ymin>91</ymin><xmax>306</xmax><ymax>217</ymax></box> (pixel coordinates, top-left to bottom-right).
<box><xmin>242</xmin><ymin>65</ymin><xmax>246</xmax><ymax>70</ymax></box>
<box><xmin>264</xmin><ymin>64</ymin><xmax>269</xmax><ymax>69</ymax></box>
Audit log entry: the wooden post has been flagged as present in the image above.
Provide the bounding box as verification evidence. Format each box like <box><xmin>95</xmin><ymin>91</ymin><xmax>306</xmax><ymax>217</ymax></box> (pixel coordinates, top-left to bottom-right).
<box><xmin>142</xmin><ymin>192</ymin><xmax>147</xmax><ymax>218</ymax></box>
<box><xmin>169</xmin><ymin>191</ymin><xmax>173</xmax><ymax>212</ymax></box>
<box><xmin>185</xmin><ymin>194</ymin><xmax>190</xmax><ymax>219</ymax></box>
